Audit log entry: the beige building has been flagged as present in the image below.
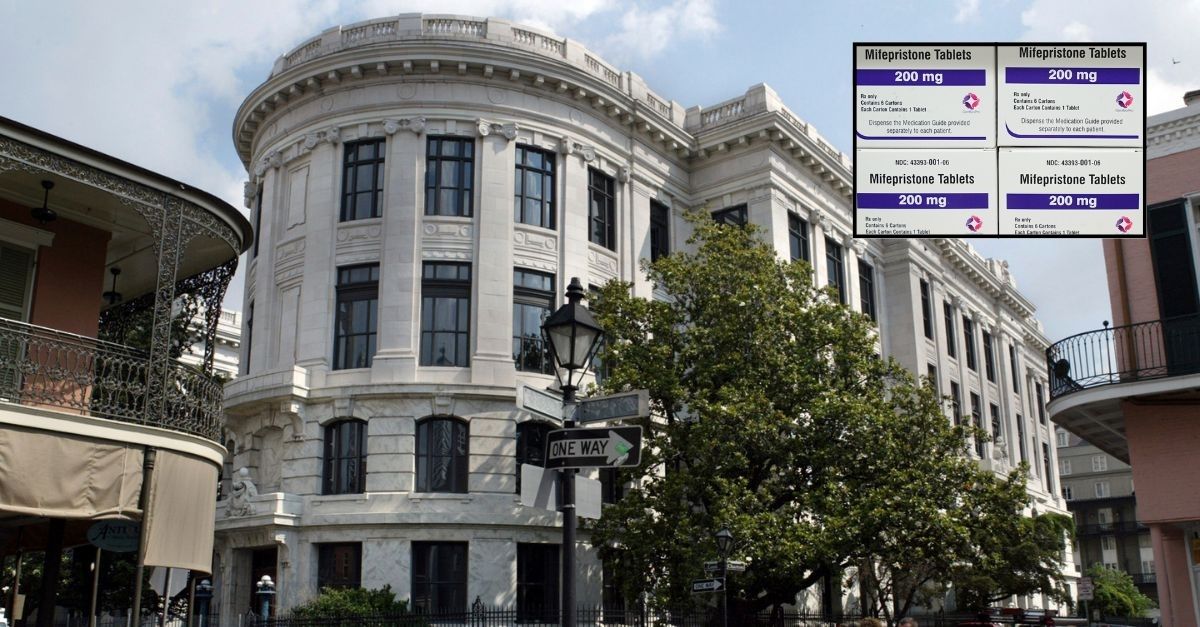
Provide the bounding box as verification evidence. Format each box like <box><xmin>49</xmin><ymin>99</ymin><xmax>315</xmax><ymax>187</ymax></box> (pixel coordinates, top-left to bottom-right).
<box><xmin>215</xmin><ymin>14</ymin><xmax>1071</xmax><ymax>620</ymax></box>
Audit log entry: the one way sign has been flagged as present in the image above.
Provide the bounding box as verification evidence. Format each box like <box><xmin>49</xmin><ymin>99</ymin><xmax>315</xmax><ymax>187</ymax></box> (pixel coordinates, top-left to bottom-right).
<box><xmin>545</xmin><ymin>426</ymin><xmax>643</xmax><ymax>470</ymax></box>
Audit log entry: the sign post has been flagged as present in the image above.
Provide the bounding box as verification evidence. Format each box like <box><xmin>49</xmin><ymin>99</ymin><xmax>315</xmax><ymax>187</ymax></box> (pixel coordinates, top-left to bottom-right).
<box><xmin>1077</xmin><ymin>576</ymin><xmax>1093</xmax><ymax>623</ymax></box>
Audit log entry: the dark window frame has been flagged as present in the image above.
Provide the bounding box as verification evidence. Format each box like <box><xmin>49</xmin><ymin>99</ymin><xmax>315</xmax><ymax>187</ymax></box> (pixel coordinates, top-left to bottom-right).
<box><xmin>1010</xmin><ymin>344</ymin><xmax>1021</xmax><ymax>394</ymax></box>
<box><xmin>412</xmin><ymin>541</ymin><xmax>468</xmax><ymax>614</ymax></box>
<box><xmin>859</xmin><ymin>259</ymin><xmax>876</xmax><ymax>320</ymax></box>
<box><xmin>712</xmin><ymin>204</ymin><xmax>748</xmax><ymax>226</ymax></box>
<box><xmin>420</xmin><ymin>262</ymin><xmax>472</xmax><ymax>368</ymax></box>
<box><xmin>950</xmin><ymin>381</ymin><xmax>962</xmax><ymax>426</ymax></box>
<box><xmin>927</xmin><ymin>364</ymin><xmax>939</xmax><ymax>394</ymax></box>
<box><xmin>983</xmin><ymin>330</ymin><xmax>996</xmax><ymax>382</ymax></box>
<box><xmin>1036</xmin><ymin>382</ymin><xmax>1047</xmax><ymax>424</ymax></box>
<box><xmin>963</xmin><ymin>316</ymin><xmax>977</xmax><ymax>371</ymax></box>
<box><xmin>1016</xmin><ymin>414</ymin><xmax>1028</xmax><ymax>463</ymax></box>
<box><xmin>517</xmin><ymin>543</ymin><xmax>560</xmax><ymax>622</ymax></box>
<box><xmin>825</xmin><ymin>237</ymin><xmax>846</xmax><ymax>304</ymax></box>
<box><xmin>1148</xmin><ymin>200</ymin><xmax>1200</xmax><ymax>319</ymax></box>
<box><xmin>333</xmin><ymin>264</ymin><xmax>379</xmax><ymax>370</ymax></box>
<box><xmin>515</xmin><ymin>421</ymin><xmax>555</xmax><ymax>493</ymax></box>
<box><xmin>970</xmin><ymin>392</ymin><xmax>984</xmax><ymax>457</ymax></box>
<box><xmin>513</xmin><ymin>269</ymin><xmax>556</xmax><ymax>374</ymax></box>
<box><xmin>514</xmin><ymin>145</ymin><xmax>555</xmax><ymax>228</ymax></box>
<box><xmin>919</xmin><ymin>281</ymin><xmax>933</xmax><ymax>339</ymax></box>
<box><xmin>588</xmin><ymin>168</ymin><xmax>617</xmax><ymax>250</ymax></box>
<box><xmin>244</xmin><ymin>302</ymin><xmax>254</xmax><ymax>376</ymax></box>
<box><xmin>251</xmin><ymin>185</ymin><xmax>263</xmax><ymax>258</ymax></box>
<box><xmin>323</xmin><ymin>419</ymin><xmax>367</xmax><ymax>495</ymax></box>
<box><xmin>1042</xmin><ymin>443</ymin><xmax>1054</xmax><ymax>493</ymax></box>
<box><xmin>317</xmin><ymin>542</ymin><xmax>363</xmax><ymax>590</ymax></box>
<box><xmin>944</xmin><ymin>301</ymin><xmax>957</xmax><ymax>358</ymax></box>
<box><xmin>990</xmin><ymin>403</ymin><xmax>1002</xmax><ymax>441</ymax></box>
<box><xmin>425</xmin><ymin>136</ymin><xmax>475</xmax><ymax>217</ymax></box>
<box><xmin>415</xmin><ymin>416</ymin><xmax>469</xmax><ymax>494</ymax></box>
<box><xmin>649</xmin><ymin>200</ymin><xmax>671</xmax><ymax>261</ymax></box>
<box><xmin>340</xmin><ymin>138</ymin><xmax>386</xmax><ymax>222</ymax></box>
<box><xmin>789</xmin><ymin>213</ymin><xmax>811</xmax><ymax>263</ymax></box>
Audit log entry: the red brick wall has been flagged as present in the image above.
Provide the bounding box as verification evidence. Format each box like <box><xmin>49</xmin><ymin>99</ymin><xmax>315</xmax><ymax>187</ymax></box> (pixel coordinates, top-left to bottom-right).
<box><xmin>1148</xmin><ymin>146</ymin><xmax>1200</xmax><ymax>205</ymax></box>
<box><xmin>0</xmin><ymin>198</ymin><xmax>110</xmax><ymax>338</ymax></box>
<box><xmin>1126</xmin><ymin>400</ymin><xmax>1200</xmax><ymax>524</ymax></box>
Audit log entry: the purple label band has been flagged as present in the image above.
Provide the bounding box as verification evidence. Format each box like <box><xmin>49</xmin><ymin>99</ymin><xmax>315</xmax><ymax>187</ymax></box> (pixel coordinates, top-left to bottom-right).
<box><xmin>1006</xmin><ymin>193</ymin><xmax>1140</xmax><ymax>210</ymax></box>
<box><xmin>1005</xmin><ymin>124</ymin><xmax>1139</xmax><ymax>140</ymax></box>
<box><xmin>1005</xmin><ymin>67</ymin><xmax>1141</xmax><ymax>84</ymax></box>
<box><xmin>856</xmin><ymin>131</ymin><xmax>988</xmax><ymax>141</ymax></box>
<box><xmin>857</xmin><ymin>193</ymin><xmax>989</xmax><ymax>209</ymax></box>
<box><xmin>856</xmin><ymin>69</ymin><xmax>987</xmax><ymax>86</ymax></box>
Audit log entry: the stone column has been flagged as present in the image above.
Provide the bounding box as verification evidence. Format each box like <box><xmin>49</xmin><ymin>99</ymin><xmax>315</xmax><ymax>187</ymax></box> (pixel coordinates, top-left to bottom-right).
<box><xmin>843</xmin><ymin>233</ymin><xmax>860</xmax><ymax>312</ymax></box>
<box><xmin>996</xmin><ymin>329</ymin><xmax>1018</xmax><ymax>466</ymax></box>
<box><xmin>471</xmin><ymin>121</ymin><xmax>518</xmax><ymax>387</ymax></box>
<box><xmin>811</xmin><ymin>210</ymin><xmax>830</xmax><ymax>290</ymax></box>
<box><xmin>371</xmin><ymin>121</ymin><xmax>424</xmax><ymax>382</ymax></box>
<box><xmin>295</xmin><ymin>136</ymin><xmax>340</xmax><ymax>383</ymax></box>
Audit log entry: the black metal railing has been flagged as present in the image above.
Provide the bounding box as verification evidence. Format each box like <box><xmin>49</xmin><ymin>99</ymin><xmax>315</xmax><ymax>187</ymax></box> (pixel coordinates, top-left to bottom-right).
<box><xmin>1130</xmin><ymin>572</ymin><xmax>1158</xmax><ymax>585</ymax></box>
<box><xmin>1075</xmin><ymin>521</ymin><xmax>1147</xmax><ymax>536</ymax></box>
<box><xmin>1046</xmin><ymin>313</ymin><xmax>1200</xmax><ymax>400</ymax></box>
<box><xmin>0</xmin><ymin>318</ymin><xmax>224</xmax><ymax>441</ymax></box>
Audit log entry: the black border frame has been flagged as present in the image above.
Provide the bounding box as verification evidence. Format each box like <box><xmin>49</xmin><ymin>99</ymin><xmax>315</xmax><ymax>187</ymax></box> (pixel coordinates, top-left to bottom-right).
<box><xmin>852</xmin><ymin>41</ymin><xmax>1148</xmax><ymax>239</ymax></box>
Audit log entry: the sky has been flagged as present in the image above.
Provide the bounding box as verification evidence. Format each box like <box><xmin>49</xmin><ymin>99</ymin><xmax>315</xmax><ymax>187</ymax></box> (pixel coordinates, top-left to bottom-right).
<box><xmin>2</xmin><ymin>0</ymin><xmax>1193</xmax><ymax>343</ymax></box>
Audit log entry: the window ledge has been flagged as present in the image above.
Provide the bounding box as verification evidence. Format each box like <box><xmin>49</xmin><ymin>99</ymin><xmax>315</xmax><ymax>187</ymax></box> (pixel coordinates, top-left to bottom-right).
<box><xmin>410</xmin><ymin>493</ymin><xmax>473</xmax><ymax>504</ymax></box>
<box><xmin>311</xmin><ymin>493</ymin><xmax>368</xmax><ymax>505</ymax></box>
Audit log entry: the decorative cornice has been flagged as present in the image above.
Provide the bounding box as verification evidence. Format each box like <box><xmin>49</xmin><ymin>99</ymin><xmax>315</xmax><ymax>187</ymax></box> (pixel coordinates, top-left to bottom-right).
<box><xmin>477</xmin><ymin>118</ymin><xmax>519</xmax><ymax>140</ymax></box>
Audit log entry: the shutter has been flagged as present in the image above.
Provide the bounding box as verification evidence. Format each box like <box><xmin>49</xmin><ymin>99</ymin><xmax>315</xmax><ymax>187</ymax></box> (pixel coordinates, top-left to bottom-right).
<box><xmin>0</xmin><ymin>244</ymin><xmax>34</xmax><ymax>321</ymax></box>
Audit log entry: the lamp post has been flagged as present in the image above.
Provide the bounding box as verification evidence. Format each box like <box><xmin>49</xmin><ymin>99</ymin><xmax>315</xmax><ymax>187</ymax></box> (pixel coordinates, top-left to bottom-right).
<box><xmin>541</xmin><ymin>277</ymin><xmax>605</xmax><ymax>627</ymax></box>
<box><xmin>194</xmin><ymin>580</ymin><xmax>213</xmax><ymax>627</ymax></box>
<box><xmin>254</xmin><ymin>576</ymin><xmax>274</xmax><ymax>623</ymax></box>
<box><xmin>715</xmin><ymin>528</ymin><xmax>734</xmax><ymax>627</ymax></box>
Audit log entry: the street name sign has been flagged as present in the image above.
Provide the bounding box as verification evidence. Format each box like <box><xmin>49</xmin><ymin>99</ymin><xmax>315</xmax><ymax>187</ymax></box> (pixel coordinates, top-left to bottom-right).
<box><xmin>545</xmin><ymin>426</ymin><xmax>643</xmax><ymax>470</ymax></box>
<box><xmin>692</xmin><ymin>578</ymin><xmax>725</xmax><ymax>593</ymax></box>
<box><xmin>518</xmin><ymin>383</ymin><xmax>563</xmax><ymax>422</ymax></box>
<box><xmin>704</xmin><ymin>561</ymin><xmax>721</xmax><ymax>574</ymax></box>
<box><xmin>1077</xmin><ymin>576</ymin><xmax>1094</xmax><ymax>601</ymax></box>
<box><xmin>575</xmin><ymin>390</ymin><xmax>650</xmax><ymax>424</ymax></box>
<box><xmin>703</xmin><ymin>560</ymin><xmax>747</xmax><ymax>574</ymax></box>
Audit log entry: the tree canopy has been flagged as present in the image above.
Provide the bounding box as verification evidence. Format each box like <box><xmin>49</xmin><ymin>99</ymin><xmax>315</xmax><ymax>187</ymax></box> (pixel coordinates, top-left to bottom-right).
<box><xmin>1084</xmin><ymin>564</ymin><xmax>1156</xmax><ymax>618</ymax></box>
<box><xmin>586</xmin><ymin>213</ymin><xmax>1070</xmax><ymax>618</ymax></box>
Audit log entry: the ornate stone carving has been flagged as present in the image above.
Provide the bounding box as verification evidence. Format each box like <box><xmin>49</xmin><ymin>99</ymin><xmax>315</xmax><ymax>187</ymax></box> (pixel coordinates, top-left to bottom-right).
<box><xmin>303</xmin><ymin>132</ymin><xmax>320</xmax><ymax>150</ymax></box>
<box><xmin>279</xmin><ymin>401</ymin><xmax>305</xmax><ymax>442</ymax></box>
<box><xmin>618</xmin><ymin>165</ymin><xmax>631</xmax><ymax>184</ymax></box>
<box><xmin>423</xmin><ymin>249</ymin><xmax>471</xmax><ymax>260</ymax></box>
<box><xmin>384</xmin><ymin>116</ymin><xmax>426</xmax><ymax>135</ymax></box>
<box><xmin>276</xmin><ymin>238</ymin><xmax>306</xmax><ymax>264</ymax></box>
<box><xmin>558</xmin><ymin>135</ymin><xmax>574</xmax><ymax>155</ymax></box>
<box><xmin>243</xmin><ymin>181</ymin><xmax>257</xmax><ymax>209</ymax></box>
<box><xmin>476</xmin><ymin>118</ymin><xmax>519</xmax><ymax>140</ymax></box>
<box><xmin>226</xmin><ymin>467</ymin><xmax>258</xmax><ymax>517</ymax></box>
<box><xmin>325</xmin><ymin>126</ymin><xmax>341</xmax><ymax>144</ymax></box>
<box><xmin>336</xmin><ymin>223</ymin><xmax>383</xmax><ymax>243</ymax></box>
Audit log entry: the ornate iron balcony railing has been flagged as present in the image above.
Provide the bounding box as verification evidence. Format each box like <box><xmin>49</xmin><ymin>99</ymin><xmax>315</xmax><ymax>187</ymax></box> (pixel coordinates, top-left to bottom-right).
<box><xmin>0</xmin><ymin>318</ymin><xmax>223</xmax><ymax>441</ymax></box>
<box><xmin>1046</xmin><ymin>314</ymin><xmax>1200</xmax><ymax>400</ymax></box>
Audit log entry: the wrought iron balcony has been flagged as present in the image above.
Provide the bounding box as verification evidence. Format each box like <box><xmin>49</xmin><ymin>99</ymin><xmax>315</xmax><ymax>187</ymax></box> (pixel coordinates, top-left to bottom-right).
<box><xmin>1075</xmin><ymin>521</ymin><xmax>1147</xmax><ymax>536</ymax></box>
<box><xmin>1046</xmin><ymin>314</ymin><xmax>1200</xmax><ymax>400</ymax></box>
<box><xmin>0</xmin><ymin>317</ymin><xmax>223</xmax><ymax>441</ymax></box>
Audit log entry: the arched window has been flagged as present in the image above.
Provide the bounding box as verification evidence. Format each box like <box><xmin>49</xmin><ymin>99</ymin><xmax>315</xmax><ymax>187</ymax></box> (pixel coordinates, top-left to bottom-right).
<box><xmin>323</xmin><ymin>419</ymin><xmax>366</xmax><ymax>495</ymax></box>
<box><xmin>416</xmin><ymin>417</ymin><xmax>469</xmax><ymax>493</ymax></box>
<box><xmin>515</xmin><ymin>421</ymin><xmax>555</xmax><ymax>493</ymax></box>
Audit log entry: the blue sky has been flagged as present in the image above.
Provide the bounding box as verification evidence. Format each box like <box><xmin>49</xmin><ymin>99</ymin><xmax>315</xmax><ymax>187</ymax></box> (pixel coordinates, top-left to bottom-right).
<box><xmin>3</xmin><ymin>0</ymin><xmax>1190</xmax><ymax>342</ymax></box>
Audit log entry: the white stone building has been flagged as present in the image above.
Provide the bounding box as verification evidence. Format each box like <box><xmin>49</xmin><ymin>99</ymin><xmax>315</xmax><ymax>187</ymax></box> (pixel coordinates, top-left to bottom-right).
<box><xmin>179</xmin><ymin>308</ymin><xmax>243</xmax><ymax>380</ymax></box>
<box><xmin>215</xmin><ymin>14</ymin><xmax>1071</xmax><ymax>620</ymax></box>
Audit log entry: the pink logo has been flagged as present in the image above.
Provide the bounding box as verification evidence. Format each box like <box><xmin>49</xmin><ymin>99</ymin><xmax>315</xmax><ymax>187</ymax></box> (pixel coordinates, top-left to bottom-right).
<box><xmin>966</xmin><ymin>215</ymin><xmax>983</xmax><ymax>232</ymax></box>
<box><xmin>963</xmin><ymin>92</ymin><xmax>980</xmax><ymax>110</ymax></box>
<box><xmin>1116</xmin><ymin>216</ymin><xmax>1133</xmax><ymax>233</ymax></box>
<box><xmin>1116</xmin><ymin>91</ymin><xmax>1134</xmax><ymax>109</ymax></box>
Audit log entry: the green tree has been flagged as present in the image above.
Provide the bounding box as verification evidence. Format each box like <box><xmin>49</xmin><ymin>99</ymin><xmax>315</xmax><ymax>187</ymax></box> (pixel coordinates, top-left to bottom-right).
<box><xmin>1084</xmin><ymin>565</ymin><xmax>1156</xmax><ymax>618</ymax></box>
<box><xmin>290</xmin><ymin>586</ymin><xmax>412</xmax><ymax>618</ymax></box>
<box><xmin>588</xmin><ymin>214</ymin><xmax>1001</xmax><ymax>616</ymax></box>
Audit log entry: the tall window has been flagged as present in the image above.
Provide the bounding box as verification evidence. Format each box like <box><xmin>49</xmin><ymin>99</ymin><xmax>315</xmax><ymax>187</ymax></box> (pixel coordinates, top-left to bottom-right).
<box><xmin>963</xmin><ymin>316</ymin><xmax>977</xmax><ymax>370</ymax></box>
<box><xmin>517</xmin><ymin>544</ymin><xmax>560</xmax><ymax>621</ymax></box>
<box><xmin>416</xmin><ymin>417</ymin><xmax>468</xmax><ymax>493</ymax></box>
<box><xmin>859</xmin><ymin>260</ymin><xmax>876</xmax><ymax>320</ymax></box>
<box><xmin>1057</xmin><ymin>430</ymin><xmax>1069</xmax><ymax>447</ymax></box>
<box><xmin>515</xmin><ymin>145</ymin><xmax>554</xmax><ymax>228</ymax></box>
<box><xmin>323</xmin><ymin>419</ymin><xmax>366</xmax><ymax>495</ymax></box>
<box><xmin>244</xmin><ymin>302</ymin><xmax>254</xmax><ymax>375</ymax></box>
<box><xmin>420</xmin><ymin>262</ymin><xmax>471</xmax><ymax>367</ymax></box>
<box><xmin>1062</xmin><ymin>486</ymin><xmax>1074</xmax><ymax>501</ymax></box>
<box><xmin>412</xmin><ymin>542</ymin><xmax>467</xmax><ymax>613</ymax></box>
<box><xmin>513</xmin><ymin>269</ymin><xmax>555</xmax><ymax>374</ymax></box>
<box><xmin>1094</xmin><ymin>480</ymin><xmax>1110</xmax><ymax>498</ymax></box>
<box><xmin>1016</xmin><ymin>414</ymin><xmax>1028</xmax><ymax>463</ymax></box>
<box><xmin>1148</xmin><ymin>200</ymin><xmax>1200</xmax><ymax>319</ymax></box>
<box><xmin>712</xmin><ymin>204</ymin><xmax>748</xmax><ymax>226</ymax></box>
<box><xmin>1042</xmin><ymin>443</ymin><xmax>1054</xmax><ymax>493</ymax></box>
<box><xmin>1092</xmin><ymin>455</ymin><xmax>1108</xmax><ymax>472</ymax></box>
<box><xmin>333</xmin><ymin>264</ymin><xmax>379</xmax><ymax>370</ymax></box>
<box><xmin>341</xmin><ymin>138</ymin><xmax>385</xmax><ymax>221</ymax></box>
<box><xmin>990</xmin><ymin>403</ymin><xmax>1002</xmax><ymax>441</ymax></box>
<box><xmin>1009</xmin><ymin>345</ymin><xmax>1021</xmax><ymax>393</ymax></box>
<box><xmin>1036</xmin><ymin>382</ymin><xmax>1047</xmax><ymax>424</ymax></box>
<box><xmin>950</xmin><ymin>381</ymin><xmax>962</xmax><ymax>425</ymax></box>
<box><xmin>927</xmin><ymin>364</ymin><xmax>939</xmax><ymax>394</ymax></box>
<box><xmin>0</xmin><ymin>243</ymin><xmax>34</xmax><ymax>322</ymax></box>
<box><xmin>789</xmin><ymin>213</ymin><xmax>810</xmax><ymax>262</ymax></box>
<box><xmin>589</xmin><ymin>168</ymin><xmax>616</xmax><ymax>250</ymax></box>
<box><xmin>251</xmin><ymin>185</ymin><xmax>263</xmax><ymax>258</ymax></box>
<box><xmin>944</xmin><ymin>302</ymin><xmax>957</xmax><ymax>358</ymax></box>
<box><xmin>601</xmin><ymin>467</ymin><xmax>627</xmax><ymax>504</ymax></box>
<box><xmin>970</xmin><ymin>392</ymin><xmax>983</xmax><ymax>457</ymax></box>
<box><xmin>650</xmin><ymin>200</ymin><xmax>670</xmax><ymax>261</ymax></box>
<box><xmin>983</xmin><ymin>331</ymin><xmax>996</xmax><ymax>382</ymax></box>
<box><xmin>919</xmin><ymin>280</ymin><xmax>933</xmax><ymax>339</ymax></box>
<box><xmin>1060</xmin><ymin>459</ymin><xmax>1072</xmax><ymax>475</ymax></box>
<box><xmin>425</xmin><ymin>137</ymin><xmax>474</xmax><ymax>217</ymax></box>
<box><xmin>516</xmin><ymin>421</ymin><xmax>554</xmax><ymax>492</ymax></box>
<box><xmin>317</xmin><ymin>543</ymin><xmax>362</xmax><ymax>589</ymax></box>
<box><xmin>602</xmin><ymin>562</ymin><xmax>628</xmax><ymax>622</ymax></box>
<box><xmin>825</xmin><ymin>238</ymin><xmax>846</xmax><ymax>304</ymax></box>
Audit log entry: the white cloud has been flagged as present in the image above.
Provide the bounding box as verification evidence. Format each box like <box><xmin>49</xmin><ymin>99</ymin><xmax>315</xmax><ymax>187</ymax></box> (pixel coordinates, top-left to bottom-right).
<box><xmin>602</xmin><ymin>0</ymin><xmax>721</xmax><ymax>62</ymax></box>
<box><xmin>1018</xmin><ymin>0</ymin><xmax>1200</xmax><ymax>113</ymax></box>
<box><xmin>954</xmin><ymin>0</ymin><xmax>981</xmax><ymax>23</ymax></box>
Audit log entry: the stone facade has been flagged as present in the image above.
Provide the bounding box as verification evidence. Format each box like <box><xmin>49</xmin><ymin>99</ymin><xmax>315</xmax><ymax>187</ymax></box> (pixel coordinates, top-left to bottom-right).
<box><xmin>215</xmin><ymin>13</ymin><xmax>1069</xmax><ymax>620</ymax></box>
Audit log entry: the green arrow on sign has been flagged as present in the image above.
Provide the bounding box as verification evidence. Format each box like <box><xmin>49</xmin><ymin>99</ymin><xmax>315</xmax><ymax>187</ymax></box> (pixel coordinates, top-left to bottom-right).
<box><xmin>607</xmin><ymin>431</ymin><xmax>634</xmax><ymax>465</ymax></box>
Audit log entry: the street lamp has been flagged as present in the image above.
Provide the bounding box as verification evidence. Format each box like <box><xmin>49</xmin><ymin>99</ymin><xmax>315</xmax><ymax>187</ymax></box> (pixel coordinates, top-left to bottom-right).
<box><xmin>715</xmin><ymin>528</ymin><xmax>734</xmax><ymax>627</ymax></box>
<box><xmin>541</xmin><ymin>277</ymin><xmax>605</xmax><ymax>627</ymax></box>
<box><xmin>255</xmin><ymin>576</ymin><xmax>275</xmax><ymax>623</ymax></box>
<box><xmin>194</xmin><ymin>580</ymin><xmax>213</xmax><ymax>627</ymax></box>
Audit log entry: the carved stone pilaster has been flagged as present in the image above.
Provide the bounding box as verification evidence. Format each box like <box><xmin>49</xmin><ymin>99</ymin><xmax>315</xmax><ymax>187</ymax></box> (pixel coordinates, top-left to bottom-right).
<box><xmin>279</xmin><ymin>401</ymin><xmax>306</xmax><ymax>442</ymax></box>
<box><xmin>618</xmin><ymin>165</ymin><xmax>631</xmax><ymax>184</ymax></box>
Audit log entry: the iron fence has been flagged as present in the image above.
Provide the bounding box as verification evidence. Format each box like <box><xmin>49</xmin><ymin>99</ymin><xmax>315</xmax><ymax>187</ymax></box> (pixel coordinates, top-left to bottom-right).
<box><xmin>0</xmin><ymin>317</ymin><xmax>224</xmax><ymax>441</ymax></box>
<box><xmin>1046</xmin><ymin>313</ymin><xmax>1200</xmax><ymax>400</ymax></box>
